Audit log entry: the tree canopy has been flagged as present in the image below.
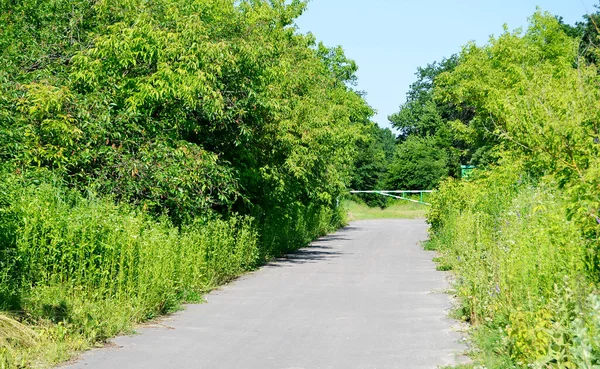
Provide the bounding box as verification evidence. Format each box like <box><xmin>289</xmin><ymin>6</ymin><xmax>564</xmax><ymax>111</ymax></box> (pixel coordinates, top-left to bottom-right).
<box><xmin>0</xmin><ymin>0</ymin><xmax>374</xmax><ymax>224</ymax></box>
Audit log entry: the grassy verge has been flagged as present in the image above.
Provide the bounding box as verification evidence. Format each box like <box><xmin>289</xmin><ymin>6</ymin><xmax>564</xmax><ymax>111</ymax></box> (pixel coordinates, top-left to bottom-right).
<box><xmin>427</xmin><ymin>165</ymin><xmax>600</xmax><ymax>369</ymax></box>
<box><xmin>344</xmin><ymin>199</ymin><xmax>428</xmax><ymax>221</ymax></box>
<box><xmin>0</xmin><ymin>178</ymin><xmax>341</xmax><ymax>368</ymax></box>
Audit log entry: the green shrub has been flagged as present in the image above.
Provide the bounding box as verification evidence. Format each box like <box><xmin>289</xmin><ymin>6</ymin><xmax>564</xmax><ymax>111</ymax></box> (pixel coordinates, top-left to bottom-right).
<box><xmin>428</xmin><ymin>162</ymin><xmax>597</xmax><ymax>368</ymax></box>
<box><xmin>426</xmin><ymin>13</ymin><xmax>600</xmax><ymax>367</ymax></box>
<box><xmin>0</xmin><ymin>173</ymin><xmax>259</xmax><ymax>367</ymax></box>
<box><xmin>92</xmin><ymin>141</ymin><xmax>240</xmax><ymax>225</ymax></box>
<box><xmin>260</xmin><ymin>201</ymin><xmax>343</xmax><ymax>259</ymax></box>
<box><xmin>0</xmin><ymin>167</ymin><xmax>346</xmax><ymax>367</ymax></box>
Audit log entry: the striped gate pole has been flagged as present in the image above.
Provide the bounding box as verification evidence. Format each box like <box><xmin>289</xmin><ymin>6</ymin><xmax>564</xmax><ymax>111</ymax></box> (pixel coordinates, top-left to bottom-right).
<box><xmin>349</xmin><ymin>190</ymin><xmax>433</xmax><ymax>206</ymax></box>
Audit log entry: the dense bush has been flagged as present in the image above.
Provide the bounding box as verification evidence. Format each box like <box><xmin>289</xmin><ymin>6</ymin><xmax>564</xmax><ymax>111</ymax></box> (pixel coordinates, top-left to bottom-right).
<box><xmin>427</xmin><ymin>12</ymin><xmax>600</xmax><ymax>368</ymax></box>
<box><xmin>1</xmin><ymin>0</ymin><xmax>371</xmax><ymax>220</ymax></box>
<box><xmin>0</xmin><ymin>169</ymin><xmax>343</xmax><ymax>368</ymax></box>
<box><xmin>0</xmin><ymin>172</ymin><xmax>258</xmax><ymax>364</ymax></box>
<box><xmin>429</xmin><ymin>162</ymin><xmax>600</xmax><ymax>368</ymax></box>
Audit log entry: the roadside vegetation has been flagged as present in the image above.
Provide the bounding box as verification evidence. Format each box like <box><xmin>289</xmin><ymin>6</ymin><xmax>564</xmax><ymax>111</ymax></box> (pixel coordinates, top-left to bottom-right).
<box><xmin>396</xmin><ymin>8</ymin><xmax>600</xmax><ymax>369</ymax></box>
<box><xmin>4</xmin><ymin>0</ymin><xmax>600</xmax><ymax>368</ymax></box>
<box><xmin>0</xmin><ymin>0</ymin><xmax>373</xmax><ymax>367</ymax></box>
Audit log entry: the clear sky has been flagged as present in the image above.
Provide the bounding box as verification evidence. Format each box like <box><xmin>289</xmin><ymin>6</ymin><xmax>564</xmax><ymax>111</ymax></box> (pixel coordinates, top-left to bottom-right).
<box><xmin>295</xmin><ymin>0</ymin><xmax>596</xmax><ymax>130</ymax></box>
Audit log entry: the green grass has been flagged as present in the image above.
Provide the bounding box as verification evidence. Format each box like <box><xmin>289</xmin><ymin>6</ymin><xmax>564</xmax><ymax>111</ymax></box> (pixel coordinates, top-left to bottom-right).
<box><xmin>344</xmin><ymin>199</ymin><xmax>428</xmax><ymax>221</ymax></box>
<box><xmin>428</xmin><ymin>167</ymin><xmax>600</xmax><ymax>368</ymax></box>
<box><xmin>0</xmin><ymin>178</ymin><xmax>343</xmax><ymax>369</ymax></box>
<box><xmin>0</xmin><ymin>181</ymin><xmax>260</xmax><ymax>368</ymax></box>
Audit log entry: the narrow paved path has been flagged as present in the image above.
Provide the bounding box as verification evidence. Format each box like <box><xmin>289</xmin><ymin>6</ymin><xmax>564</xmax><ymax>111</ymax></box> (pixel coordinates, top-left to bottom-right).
<box><xmin>66</xmin><ymin>219</ymin><xmax>465</xmax><ymax>369</ymax></box>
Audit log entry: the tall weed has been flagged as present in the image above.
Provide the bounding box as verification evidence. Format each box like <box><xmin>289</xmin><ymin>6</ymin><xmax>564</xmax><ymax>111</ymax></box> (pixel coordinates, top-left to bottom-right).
<box><xmin>0</xmin><ymin>170</ymin><xmax>343</xmax><ymax>368</ymax></box>
<box><xmin>428</xmin><ymin>162</ymin><xmax>597</xmax><ymax>368</ymax></box>
<box><xmin>0</xmin><ymin>173</ymin><xmax>259</xmax><ymax>367</ymax></box>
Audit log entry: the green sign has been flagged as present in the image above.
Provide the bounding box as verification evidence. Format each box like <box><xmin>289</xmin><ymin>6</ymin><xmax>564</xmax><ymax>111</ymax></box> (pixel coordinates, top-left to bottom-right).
<box><xmin>461</xmin><ymin>165</ymin><xmax>476</xmax><ymax>179</ymax></box>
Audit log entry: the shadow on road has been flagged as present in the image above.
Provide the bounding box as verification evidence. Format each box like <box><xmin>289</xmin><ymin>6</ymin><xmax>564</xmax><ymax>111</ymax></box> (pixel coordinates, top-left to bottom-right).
<box><xmin>313</xmin><ymin>235</ymin><xmax>349</xmax><ymax>242</ymax></box>
<box><xmin>269</xmin><ymin>245</ymin><xmax>344</xmax><ymax>267</ymax></box>
<box><xmin>266</xmin><ymin>225</ymin><xmax>361</xmax><ymax>268</ymax></box>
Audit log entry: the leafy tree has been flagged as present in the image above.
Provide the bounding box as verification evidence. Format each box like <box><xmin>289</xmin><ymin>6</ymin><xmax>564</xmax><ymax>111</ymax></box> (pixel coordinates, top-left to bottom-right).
<box><xmin>387</xmin><ymin>54</ymin><xmax>485</xmax><ymax>190</ymax></box>
<box><xmin>0</xmin><ymin>0</ymin><xmax>373</xmax><ymax>226</ymax></box>
<box><xmin>389</xmin><ymin>56</ymin><xmax>460</xmax><ymax>140</ymax></box>
<box><xmin>384</xmin><ymin>136</ymin><xmax>448</xmax><ymax>190</ymax></box>
<box><xmin>557</xmin><ymin>3</ymin><xmax>600</xmax><ymax>65</ymax></box>
<box><xmin>435</xmin><ymin>12</ymin><xmax>590</xmax><ymax>176</ymax></box>
<box><xmin>437</xmin><ymin>10</ymin><xmax>600</xmax><ymax>280</ymax></box>
<box><xmin>389</xmin><ymin>46</ymin><xmax>505</xmax><ymax>182</ymax></box>
<box><xmin>317</xmin><ymin>42</ymin><xmax>359</xmax><ymax>87</ymax></box>
<box><xmin>350</xmin><ymin>123</ymin><xmax>395</xmax><ymax>206</ymax></box>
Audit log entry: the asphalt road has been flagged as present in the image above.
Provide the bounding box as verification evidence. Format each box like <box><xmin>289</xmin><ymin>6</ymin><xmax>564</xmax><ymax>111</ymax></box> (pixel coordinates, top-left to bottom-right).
<box><xmin>65</xmin><ymin>219</ymin><xmax>466</xmax><ymax>369</ymax></box>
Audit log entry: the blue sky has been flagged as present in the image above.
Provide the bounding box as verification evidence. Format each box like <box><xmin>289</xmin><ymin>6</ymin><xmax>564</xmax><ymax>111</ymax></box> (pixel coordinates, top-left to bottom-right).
<box><xmin>295</xmin><ymin>0</ymin><xmax>596</xmax><ymax>130</ymax></box>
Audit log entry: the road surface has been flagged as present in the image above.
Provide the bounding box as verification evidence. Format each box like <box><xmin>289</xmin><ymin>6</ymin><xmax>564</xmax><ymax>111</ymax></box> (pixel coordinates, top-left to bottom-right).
<box><xmin>65</xmin><ymin>219</ymin><xmax>466</xmax><ymax>369</ymax></box>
